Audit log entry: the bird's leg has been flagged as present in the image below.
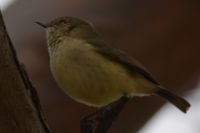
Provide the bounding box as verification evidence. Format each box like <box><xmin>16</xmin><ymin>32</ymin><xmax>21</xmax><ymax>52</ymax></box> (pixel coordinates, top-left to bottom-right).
<box><xmin>80</xmin><ymin>96</ymin><xmax>130</xmax><ymax>133</ymax></box>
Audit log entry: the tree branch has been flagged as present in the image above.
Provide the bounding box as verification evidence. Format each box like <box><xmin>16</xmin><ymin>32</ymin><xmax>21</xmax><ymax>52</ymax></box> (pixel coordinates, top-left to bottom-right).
<box><xmin>80</xmin><ymin>96</ymin><xmax>130</xmax><ymax>133</ymax></box>
<box><xmin>0</xmin><ymin>9</ymin><xmax>51</xmax><ymax>133</ymax></box>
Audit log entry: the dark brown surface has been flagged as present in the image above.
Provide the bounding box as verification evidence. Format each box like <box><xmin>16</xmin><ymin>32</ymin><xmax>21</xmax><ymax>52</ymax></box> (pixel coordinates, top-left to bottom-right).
<box><xmin>0</xmin><ymin>10</ymin><xmax>50</xmax><ymax>133</ymax></box>
<box><xmin>2</xmin><ymin>0</ymin><xmax>200</xmax><ymax>132</ymax></box>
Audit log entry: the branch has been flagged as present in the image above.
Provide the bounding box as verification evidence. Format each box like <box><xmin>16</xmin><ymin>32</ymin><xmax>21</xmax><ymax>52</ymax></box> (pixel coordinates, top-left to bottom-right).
<box><xmin>0</xmin><ymin>9</ymin><xmax>51</xmax><ymax>133</ymax></box>
<box><xmin>80</xmin><ymin>96</ymin><xmax>130</xmax><ymax>133</ymax></box>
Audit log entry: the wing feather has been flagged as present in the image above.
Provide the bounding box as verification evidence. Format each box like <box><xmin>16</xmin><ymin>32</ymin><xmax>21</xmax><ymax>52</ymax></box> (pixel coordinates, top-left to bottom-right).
<box><xmin>87</xmin><ymin>39</ymin><xmax>160</xmax><ymax>85</ymax></box>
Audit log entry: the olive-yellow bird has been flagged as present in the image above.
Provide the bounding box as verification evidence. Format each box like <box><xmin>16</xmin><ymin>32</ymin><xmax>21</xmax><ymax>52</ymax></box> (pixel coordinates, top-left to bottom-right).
<box><xmin>36</xmin><ymin>17</ymin><xmax>190</xmax><ymax>113</ymax></box>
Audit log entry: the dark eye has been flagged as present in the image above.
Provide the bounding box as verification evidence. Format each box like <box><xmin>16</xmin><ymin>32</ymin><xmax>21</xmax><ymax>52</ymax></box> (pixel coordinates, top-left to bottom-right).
<box><xmin>60</xmin><ymin>20</ymin><xmax>66</xmax><ymax>24</ymax></box>
<box><xmin>68</xmin><ymin>25</ymin><xmax>76</xmax><ymax>32</ymax></box>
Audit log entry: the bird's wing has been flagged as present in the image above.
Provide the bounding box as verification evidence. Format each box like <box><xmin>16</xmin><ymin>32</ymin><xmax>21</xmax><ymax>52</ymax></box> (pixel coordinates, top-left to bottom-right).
<box><xmin>87</xmin><ymin>39</ymin><xmax>160</xmax><ymax>85</ymax></box>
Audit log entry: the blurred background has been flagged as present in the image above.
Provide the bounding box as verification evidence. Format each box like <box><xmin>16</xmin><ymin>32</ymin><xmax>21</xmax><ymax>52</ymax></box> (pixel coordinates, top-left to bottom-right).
<box><xmin>0</xmin><ymin>0</ymin><xmax>199</xmax><ymax>133</ymax></box>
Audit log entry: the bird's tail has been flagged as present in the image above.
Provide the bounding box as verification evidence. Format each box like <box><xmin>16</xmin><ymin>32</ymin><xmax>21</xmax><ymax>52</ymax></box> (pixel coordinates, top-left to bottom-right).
<box><xmin>156</xmin><ymin>87</ymin><xmax>190</xmax><ymax>113</ymax></box>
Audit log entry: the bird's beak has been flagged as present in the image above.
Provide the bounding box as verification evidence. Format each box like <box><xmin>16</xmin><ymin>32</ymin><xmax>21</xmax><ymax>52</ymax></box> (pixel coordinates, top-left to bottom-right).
<box><xmin>35</xmin><ymin>22</ymin><xmax>47</xmax><ymax>28</ymax></box>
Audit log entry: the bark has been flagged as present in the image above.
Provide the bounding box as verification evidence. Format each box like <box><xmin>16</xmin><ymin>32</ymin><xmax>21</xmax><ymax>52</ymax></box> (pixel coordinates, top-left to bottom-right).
<box><xmin>0</xmin><ymin>10</ymin><xmax>51</xmax><ymax>133</ymax></box>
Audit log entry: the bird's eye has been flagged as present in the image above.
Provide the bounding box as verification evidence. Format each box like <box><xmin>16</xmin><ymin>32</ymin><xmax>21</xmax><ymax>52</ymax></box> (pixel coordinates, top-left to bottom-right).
<box><xmin>67</xmin><ymin>25</ymin><xmax>76</xmax><ymax>32</ymax></box>
<box><xmin>58</xmin><ymin>20</ymin><xmax>66</xmax><ymax>25</ymax></box>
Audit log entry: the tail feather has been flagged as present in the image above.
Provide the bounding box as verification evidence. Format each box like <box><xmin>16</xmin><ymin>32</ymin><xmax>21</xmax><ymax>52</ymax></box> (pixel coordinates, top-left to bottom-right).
<box><xmin>156</xmin><ymin>88</ymin><xmax>190</xmax><ymax>113</ymax></box>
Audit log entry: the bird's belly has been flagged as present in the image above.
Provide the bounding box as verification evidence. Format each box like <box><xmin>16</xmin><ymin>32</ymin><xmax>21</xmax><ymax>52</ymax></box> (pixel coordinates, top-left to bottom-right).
<box><xmin>50</xmin><ymin>42</ymin><xmax>154</xmax><ymax>107</ymax></box>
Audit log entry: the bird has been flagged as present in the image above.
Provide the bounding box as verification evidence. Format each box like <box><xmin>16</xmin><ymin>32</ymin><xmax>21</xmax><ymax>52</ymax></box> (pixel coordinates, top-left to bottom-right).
<box><xmin>36</xmin><ymin>16</ymin><xmax>190</xmax><ymax>113</ymax></box>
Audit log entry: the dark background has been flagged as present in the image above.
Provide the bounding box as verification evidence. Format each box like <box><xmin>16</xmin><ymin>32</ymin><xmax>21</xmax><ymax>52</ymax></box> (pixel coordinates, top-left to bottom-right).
<box><xmin>2</xmin><ymin>0</ymin><xmax>200</xmax><ymax>132</ymax></box>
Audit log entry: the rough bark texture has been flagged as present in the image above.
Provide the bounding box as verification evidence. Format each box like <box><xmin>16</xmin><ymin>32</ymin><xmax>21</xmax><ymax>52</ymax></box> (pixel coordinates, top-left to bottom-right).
<box><xmin>0</xmin><ymin>10</ymin><xmax>50</xmax><ymax>133</ymax></box>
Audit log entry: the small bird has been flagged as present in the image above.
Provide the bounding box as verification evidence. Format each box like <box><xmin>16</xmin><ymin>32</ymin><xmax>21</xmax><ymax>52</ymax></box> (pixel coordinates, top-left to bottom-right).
<box><xmin>36</xmin><ymin>17</ymin><xmax>190</xmax><ymax>113</ymax></box>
